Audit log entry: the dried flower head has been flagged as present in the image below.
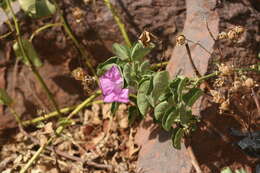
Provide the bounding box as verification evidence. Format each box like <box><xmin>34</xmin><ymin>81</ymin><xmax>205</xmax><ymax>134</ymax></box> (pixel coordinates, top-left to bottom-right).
<box><xmin>72</xmin><ymin>67</ymin><xmax>86</xmax><ymax>81</ymax></box>
<box><xmin>210</xmin><ymin>90</ymin><xmax>225</xmax><ymax>104</ymax></box>
<box><xmin>218</xmin><ymin>32</ymin><xmax>228</xmax><ymax>40</ymax></box>
<box><xmin>72</xmin><ymin>7</ymin><xmax>85</xmax><ymax>23</ymax></box>
<box><xmin>219</xmin><ymin>99</ymin><xmax>230</xmax><ymax>113</ymax></box>
<box><xmin>138</xmin><ymin>30</ymin><xmax>158</xmax><ymax>47</ymax></box>
<box><xmin>176</xmin><ymin>35</ymin><xmax>186</xmax><ymax>45</ymax></box>
<box><xmin>233</xmin><ymin>80</ymin><xmax>242</xmax><ymax>91</ymax></box>
<box><xmin>218</xmin><ymin>63</ymin><xmax>234</xmax><ymax>76</ymax></box>
<box><xmin>227</xmin><ymin>29</ymin><xmax>238</xmax><ymax>40</ymax></box>
<box><xmin>233</xmin><ymin>26</ymin><xmax>244</xmax><ymax>35</ymax></box>
<box><xmin>244</xmin><ymin>78</ymin><xmax>254</xmax><ymax>88</ymax></box>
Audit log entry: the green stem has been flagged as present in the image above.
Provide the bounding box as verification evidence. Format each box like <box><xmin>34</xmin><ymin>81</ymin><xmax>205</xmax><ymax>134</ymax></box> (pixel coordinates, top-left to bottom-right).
<box><xmin>20</xmin><ymin>91</ymin><xmax>101</xmax><ymax>173</ymax></box>
<box><xmin>0</xmin><ymin>31</ymin><xmax>13</xmax><ymax>40</ymax></box>
<box><xmin>6</xmin><ymin>0</ymin><xmax>62</xmax><ymax>115</ymax></box>
<box><xmin>103</xmin><ymin>0</ymin><xmax>132</xmax><ymax>47</ymax></box>
<box><xmin>20</xmin><ymin>137</ymin><xmax>53</xmax><ymax>173</ymax></box>
<box><xmin>52</xmin><ymin>0</ymin><xmax>96</xmax><ymax>78</ymax></box>
<box><xmin>29</xmin><ymin>23</ymin><xmax>62</xmax><ymax>42</ymax></box>
<box><xmin>197</xmin><ymin>71</ymin><xmax>220</xmax><ymax>83</ymax></box>
<box><xmin>151</xmin><ymin>61</ymin><xmax>168</xmax><ymax>69</ymax></box>
<box><xmin>22</xmin><ymin>100</ymin><xmax>104</xmax><ymax>126</ymax></box>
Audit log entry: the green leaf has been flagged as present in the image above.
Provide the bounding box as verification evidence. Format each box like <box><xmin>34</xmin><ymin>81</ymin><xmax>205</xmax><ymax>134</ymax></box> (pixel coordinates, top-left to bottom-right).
<box><xmin>128</xmin><ymin>106</ymin><xmax>139</xmax><ymax>126</ymax></box>
<box><xmin>162</xmin><ymin>107</ymin><xmax>174</xmax><ymax>131</ymax></box>
<box><xmin>18</xmin><ymin>0</ymin><xmax>56</xmax><ymax>18</ymax></box>
<box><xmin>112</xmin><ymin>43</ymin><xmax>131</xmax><ymax>60</ymax></box>
<box><xmin>179</xmin><ymin>105</ymin><xmax>192</xmax><ymax>126</ymax></box>
<box><xmin>131</xmin><ymin>42</ymin><xmax>153</xmax><ymax>61</ymax></box>
<box><xmin>154</xmin><ymin>101</ymin><xmax>169</xmax><ymax>121</ymax></box>
<box><xmin>97</xmin><ymin>57</ymin><xmax>119</xmax><ymax>76</ymax></box>
<box><xmin>183</xmin><ymin>88</ymin><xmax>203</xmax><ymax>107</ymax></box>
<box><xmin>0</xmin><ymin>88</ymin><xmax>12</xmax><ymax>106</ymax></box>
<box><xmin>139</xmin><ymin>60</ymin><xmax>150</xmax><ymax>74</ymax></box>
<box><xmin>111</xmin><ymin>102</ymin><xmax>119</xmax><ymax>116</ymax></box>
<box><xmin>177</xmin><ymin>77</ymin><xmax>189</xmax><ymax>102</ymax></box>
<box><xmin>221</xmin><ymin>167</ymin><xmax>233</xmax><ymax>173</ymax></box>
<box><xmin>235</xmin><ymin>169</ymin><xmax>246</xmax><ymax>173</ymax></box>
<box><xmin>173</xmin><ymin>128</ymin><xmax>184</xmax><ymax>149</ymax></box>
<box><xmin>137</xmin><ymin>80</ymin><xmax>150</xmax><ymax>116</ymax></box>
<box><xmin>13</xmin><ymin>39</ymin><xmax>43</xmax><ymax>67</ymax></box>
<box><xmin>164</xmin><ymin>107</ymin><xmax>178</xmax><ymax>131</ymax></box>
<box><xmin>150</xmin><ymin>71</ymin><xmax>169</xmax><ymax>106</ymax></box>
<box><xmin>123</xmin><ymin>62</ymin><xmax>137</xmax><ymax>86</ymax></box>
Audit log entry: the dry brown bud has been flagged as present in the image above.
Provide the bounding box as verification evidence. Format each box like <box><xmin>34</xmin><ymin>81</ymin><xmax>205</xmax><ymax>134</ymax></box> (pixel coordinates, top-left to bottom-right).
<box><xmin>138</xmin><ymin>30</ymin><xmax>158</xmax><ymax>47</ymax></box>
<box><xmin>220</xmin><ymin>99</ymin><xmax>230</xmax><ymax>112</ymax></box>
<box><xmin>218</xmin><ymin>64</ymin><xmax>234</xmax><ymax>76</ymax></box>
<box><xmin>72</xmin><ymin>67</ymin><xmax>86</xmax><ymax>81</ymax></box>
<box><xmin>233</xmin><ymin>80</ymin><xmax>242</xmax><ymax>91</ymax></box>
<box><xmin>210</xmin><ymin>90</ymin><xmax>225</xmax><ymax>104</ymax></box>
<box><xmin>244</xmin><ymin>78</ymin><xmax>254</xmax><ymax>88</ymax></box>
<box><xmin>227</xmin><ymin>30</ymin><xmax>238</xmax><ymax>40</ymax></box>
<box><xmin>72</xmin><ymin>7</ymin><xmax>85</xmax><ymax>23</ymax></box>
<box><xmin>218</xmin><ymin>32</ymin><xmax>228</xmax><ymax>40</ymax></box>
<box><xmin>233</xmin><ymin>26</ymin><xmax>244</xmax><ymax>35</ymax></box>
<box><xmin>176</xmin><ymin>35</ymin><xmax>186</xmax><ymax>45</ymax></box>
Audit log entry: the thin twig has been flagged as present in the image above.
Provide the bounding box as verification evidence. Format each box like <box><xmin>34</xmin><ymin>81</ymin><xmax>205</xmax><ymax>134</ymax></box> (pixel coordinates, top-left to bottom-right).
<box><xmin>185</xmin><ymin>43</ymin><xmax>202</xmax><ymax>77</ymax></box>
<box><xmin>20</xmin><ymin>91</ymin><xmax>101</xmax><ymax>173</ymax></box>
<box><xmin>29</xmin><ymin>23</ymin><xmax>62</xmax><ymax>42</ymax></box>
<box><xmin>205</xmin><ymin>19</ymin><xmax>224</xmax><ymax>59</ymax></box>
<box><xmin>251</xmin><ymin>88</ymin><xmax>260</xmax><ymax>116</ymax></box>
<box><xmin>186</xmin><ymin>39</ymin><xmax>212</xmax><ymax>55</ymax></box>
<box><xmin>6</xmin><ymin>0</ymin><xmax>62</xmax><ymax>115</ymax></box>
<box><xmin>103</xmin><ymin>0</ymin><xmax>132</xmax><ymax>47</ymax></box>
<box><xmin>185</xmin><ymin>138</ymin><xmax>202</xmax><ymax>173</ymax></box>
<box><xmin>54</xmin><ymin>150</ymin><xmax>112</xmax><ymax>170</ymax></box>
<box><xmin>22</xmin><ymin>100</ymin><xmax>103</xmax><ymax>126</ymax></box>
<box><xmin>52</xmin><ymin>0</ymin><xmax>97</xmax><ymax>78</ymax></box>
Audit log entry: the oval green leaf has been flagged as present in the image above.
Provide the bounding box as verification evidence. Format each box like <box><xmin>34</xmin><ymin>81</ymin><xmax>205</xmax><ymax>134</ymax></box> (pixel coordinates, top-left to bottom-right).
<box><xmin>13</xmin><ymin>39</ymin><xmax>43</xmax><ymax>67</ymax></box>
<box><xmin>137</xmin><ymin>80</ymin><xmax>150</xmax><ymax>116</ymax></box>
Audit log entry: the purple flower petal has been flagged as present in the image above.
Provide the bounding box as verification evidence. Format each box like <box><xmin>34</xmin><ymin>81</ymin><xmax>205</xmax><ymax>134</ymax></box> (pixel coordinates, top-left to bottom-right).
<box><xmin>99</xmin><ymin>66</ymin><xmax>129</xmax><ymax>103</ymax></box>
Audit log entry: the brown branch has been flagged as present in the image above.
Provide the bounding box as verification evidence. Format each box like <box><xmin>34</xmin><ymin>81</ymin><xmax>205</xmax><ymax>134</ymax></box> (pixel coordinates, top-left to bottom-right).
<box><xmin>185</xmin><ymin>137</ymin><xmax>202</xmax><ymax>173</ymax></box>
<box><xmin>185</xmin><ymin>43</ymin><xmax>202</xmax><ymax>78</ymax></box>
<box><xmin>251</xmin><ymin>88</ymin><xmax>260</xmax><ymax>117</ymax></box>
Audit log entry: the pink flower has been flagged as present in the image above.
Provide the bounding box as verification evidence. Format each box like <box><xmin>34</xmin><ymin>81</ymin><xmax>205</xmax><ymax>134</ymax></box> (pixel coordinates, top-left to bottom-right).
<box><xmin>99</xmin><ymin>66</ymin><xmax>129</xmax><ymax>103</ymax></box>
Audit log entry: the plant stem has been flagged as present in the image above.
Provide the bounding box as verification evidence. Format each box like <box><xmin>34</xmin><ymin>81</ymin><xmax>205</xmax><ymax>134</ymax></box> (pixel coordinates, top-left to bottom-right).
<box><xmin>103</xmin><ymin>0</ymin><xmax>132</xmax><ymax>47</ymax></box>
<box><xmin>20</xmin><ymin>91</ymin><xmax>101</xmax><ymax>173</ymax></box>
<box><xmin>151</xmin><ymin>61</ymin><xmax>168</xmax><ymax>69</ymax></box>
<box><xmin>0</xmin><ymin>30</ymin><xmax>13</xmax><ymax>40</ymax></box>
<box><xmin>20</xmin><ymin>138</ymin><xmax>53</xmax><ymax>173</ymax></box>
<box><xmin>185</xmin><ymin>43</ymin><xmax>201</xmax><ymax>77</ymax></box>
<box><xmin>6</xmin><ymin>0</ymin><xmax>62</xmax><ymax>115</ymax></box>
<box><xmin>29</xmin><ymin>23</ymin><xmax>62</xmax><ymax>42</ymax></box>
<box><xmin>52</xmin><ymin>0</ymin><xmax>96</xmax><ymax>78</ymax></box>
<box><xmin>22</xmin><ymin>100</ymin><xmax>103</xmax><ymax>126</ymax></box>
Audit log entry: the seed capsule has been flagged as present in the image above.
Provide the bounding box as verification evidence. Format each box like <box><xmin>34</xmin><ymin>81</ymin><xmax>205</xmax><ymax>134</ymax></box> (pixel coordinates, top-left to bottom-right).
<box><xmin>176</xmin><ymin>35</ymin><xmax>186</xmax><ymax>45</ymax></box>
<box><xmin>218</xmin><ymin>32</ymin><xmax>228</xmax><ymax>40</ymax></box>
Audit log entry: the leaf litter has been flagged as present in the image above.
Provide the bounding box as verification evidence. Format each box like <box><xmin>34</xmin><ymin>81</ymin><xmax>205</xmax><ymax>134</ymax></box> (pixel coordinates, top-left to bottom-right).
<box><xmin>0</xmin><ymin>103</ymin><xmax>140</xmax><ymax>173</ymax></box>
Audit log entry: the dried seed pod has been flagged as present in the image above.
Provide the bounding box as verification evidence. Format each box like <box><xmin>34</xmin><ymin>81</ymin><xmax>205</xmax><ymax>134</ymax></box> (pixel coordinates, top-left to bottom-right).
<box><xmin>176</xmin><ymin>35</ymin><xmax>186</xmax><ymax>45</ymax></box>
<box><xmin>138</xmin><ymin>30</ymin><xmax>158</xmax><ymax>47</ymax></box>
<box><xmin>72</xmin><ymin>7</ymin><xmax>85</xmax><ymax>23</ymax></box>
<box><xmin>218</xmin><ymin>63</ymin><xmax>234</xmax><ymax>76</ymax></box>
<box><xmin>210</xmin><ymin>90</ymin><xmax>225</xmax><ymax>104</ymax></box>
<box><xmin>233</xmin><ymin>26</ymin><xmax>244</xmax><ymax>35</ymax></box>
<box><xmin>244</xmin><ymin>78</ymin><xmax>254</xmax><ymax>88</ymax></box>
<box><xmin>219</xmin><ymin>99</ymin><xmax>230</xmax><ymax>112</ymax></box>
<box><xmin>227</xmin><ymin>29</ymin><xmax>238</xmax><ymax>40</ymax></box>
<box><xmin>218</xmin><ymin>32</ymin><xmax>228</xmax><ymax>40</ymax></box>
<box><xmin>233</xmin><ymin>80</ymin><xmax>242</xmax><ymax>91</ymax></box>
<box><xmin>72</xmin><ymin>67</ymin><xmax>86</xmax><ymax>81</ymax></box>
